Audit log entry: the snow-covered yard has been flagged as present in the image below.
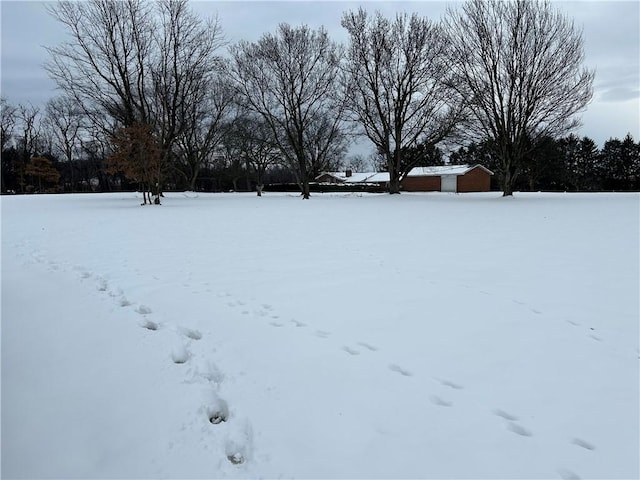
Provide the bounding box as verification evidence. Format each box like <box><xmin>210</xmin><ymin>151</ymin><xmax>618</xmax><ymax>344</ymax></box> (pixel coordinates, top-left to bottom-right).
<box><xmin>2</xmin><ymin>191</ymin><xmax>638</xmax><ymax>479</ymax></box>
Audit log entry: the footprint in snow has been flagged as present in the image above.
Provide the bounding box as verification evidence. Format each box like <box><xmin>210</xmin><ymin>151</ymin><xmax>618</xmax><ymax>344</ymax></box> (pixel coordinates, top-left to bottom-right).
<box><xmin>225</xmin><ymin>418</ymin><xmax>253</xmax><ymax>466</ymax></box>
<box><xmin>557</xmin><ymin>468</ymin><xmax>581</xmax><ymax>480</ymax></box>
<box><xmin>571</xmin><ymin>438</ymin><xmax>595</xmax><ymax>450</ymax></box>
<box><xmin>119</xmin><ymin>296</ymin><xmax>132</xmax><ymax>307</ymax></box>
<box><xmin>135</xmin><ymin>305</ymin><xmax>152</xmax><ymax>315</ymax></box>
<box><xmin>96</xmin><ymin>277</ymin><xmax>108</xmax><ymax>292</ymax></box>
<box><xmin>141</xmin><ymin>319</ymin><xmax>159</xmax><ymax>331</ymax></box>
<box><xmin>47</xmin><ymin>260</ymin><xmax>60</xmax><ymax>271</ymax></box>
<box><xmin>315</xmin><ymin>330</ymin><xmax>330</xmax><ymax>339</ymax></box>
<box><xmin>107</xmin><ymin>287</ymin><xmax>123</xmax><ymax>298</ymax></box>
<box><xmin>507</xmin><ymin>421</ymin><xmax>532</xmax><ymax>437</ymax></box>
<box><xmin>493</xmin><ymin>409</ymin><xmax>518</xmax><ymax>421</ymax></box>
<box><xmin>389</xmin><ymin>364</ymin><xmax>412</xmax><ymax>377</ymax></box>
<box><xmin>342</xmin><ymin>346</ymin><xmax>360</xmax><ymax>356</ymax></box>
<box><xmin>178</xmin><ymin>327</ymin><xmax>202</xmax><ymax>340</ymax></box>
<box><xmin>291</xmin><ymin>320</ymin><xmax>307</xmax><ymax>327</ymax></box>
<box><xmin>193</xmin><ymin>361</ymin><xmax>224</xmax><ymax>385</ymax></box>
<box><xmin>530</xmin><ymin>308</ymin><xmax>542</xmax><ymax>315</ymax></box>
<box><xmin>357</xmin><ymin>342</ymin><xmax>378</xmax><ymax>352</ymax></box>
<box><xmin>204</xmin><ymin>394</ymin><xmax>229</xmax><ymax>425</ymax></box>
<box><xmin>429</xmin><ymin>395</ymin><xmax>453</xmax><ymax>407</ymax></box>
<box><xmin>436</xmin><ymin>378</ymin><xmax>464</xmax><ymax>390</ymax></box>
<box><xmin>269</xmin><ymin>322</ymin><xmax>284</xmax><ymax>328</ymax></box>
<box><xmin>566</xmin><ymin>320</ymin><xmax>581</xmax><ymax>326</ymax></box>
<box><xmin>171</xmin><ymin>345</ymin><xmax>191</xmax><ymax>364</ymax></box>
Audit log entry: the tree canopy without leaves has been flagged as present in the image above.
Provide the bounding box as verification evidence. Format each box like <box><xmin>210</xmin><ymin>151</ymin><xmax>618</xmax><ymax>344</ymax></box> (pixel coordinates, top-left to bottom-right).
<box><xmin>46</xmin><ymin>0</ymin><xmax>154</xmax><ymax>128</ymax></box>
<box><xmin>342</xmin><ymin>8</ymin><xmax>465</xmax><ymax>194</ymax></box>
<box><xmin>46</xmin><ymin>0</ymin><xmax>227</xmax><ymax>201</ymax></box>
<box><xmin>445</xmin><ymin>0</ymin><xmax>594</xmax><ymax>195</ymax></box>
<box><xmin>230</xmin><ymin>23</ymin><xmax>345</xmax><ymax>199</ymax></box>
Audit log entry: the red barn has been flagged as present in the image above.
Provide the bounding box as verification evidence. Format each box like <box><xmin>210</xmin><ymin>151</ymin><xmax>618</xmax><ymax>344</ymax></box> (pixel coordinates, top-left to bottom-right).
<box><xmin>401</xmin><ymin>165</ymin><xmax>493</xmax><ymax>192</ymax></box>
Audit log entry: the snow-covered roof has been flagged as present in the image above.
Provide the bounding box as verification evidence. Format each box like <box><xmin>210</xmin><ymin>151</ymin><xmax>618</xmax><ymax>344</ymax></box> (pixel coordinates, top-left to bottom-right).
<box><xmin>316</xmin><ymin>165</ymin><xmax>492</xmax><ymax>184</ymax></box>
<box><xmin>363</xmin><ymin>172</ymin><xmax>390</xmax><ymax>183</ymax></box>
<box><xmin>407</xmin><ymin>165</ymin><xmax>493</xmax><ymax>177</ymax></box>
<box><xmin>316</xmin><ymin>172</ymin><xmax>389</xmax><ymax>183</ymax></box>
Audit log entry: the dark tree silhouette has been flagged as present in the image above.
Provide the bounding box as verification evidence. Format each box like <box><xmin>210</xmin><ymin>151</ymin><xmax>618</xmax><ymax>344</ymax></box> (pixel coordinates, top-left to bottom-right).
<box><xmin>230</xmin><ymin>24</ymin><xmax>345</xmax><ymax>199</ymax></box>
<box><xmin>342</xmin><ymin>8</ymin><xmax>465</xmax><ymax>193</ymax></box>
<box><xmin>445</xmin><ymin>0</ymin><xmax>594</xmax><ymax>195</ymax></box>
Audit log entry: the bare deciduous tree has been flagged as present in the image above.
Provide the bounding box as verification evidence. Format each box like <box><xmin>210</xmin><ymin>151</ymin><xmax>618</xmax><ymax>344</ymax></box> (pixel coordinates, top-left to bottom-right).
<box><xmin>44</xmin><ymin>95</ymin><xmax>84</xmax><ymax>191</ymax></box>
<box><xmin>175</xmin><ymin>71</ymin><xmax>236</xmax><ymax>191</ymax></box>
<box><xmin>15</xmin><ymin>104</ymin><xmax>42</xmax><ymax>193</ymax></box>
<box><xmin>444</xmin><ymin>0</ymin><xmax>595</xmax><ymax>196</ymax></box>
<box><xmin>46</xmin><ymin>0</ymin><xmax>228</xmax><ymax>200</ymax></box>
<box><xmin>227</xmin><ymin>113</ymin><xmax>281</xmax><ymax>196</ymax></box>
<box><xmin>151</xmin><ymin>0</ymin><xmax>227</xmax><ymax>188</ymax></box>
<box><xmin>342</xmin><ymin>8</ymin><xmax>465</xmax><ymax>194</ymax></box>
<box><xmin>46</xmin><ymin>0</ymin><xmax>154</xmax><ymax>129</ymax></box>
<box><xmin>230</xmin><ymin>24</ymin><xmax>346</xmax><ymax>199</ymax></box>
<box><xmin>1</xmin><ymin>97</ymin><xmax>17</xmax><ymax>152</ymax></box>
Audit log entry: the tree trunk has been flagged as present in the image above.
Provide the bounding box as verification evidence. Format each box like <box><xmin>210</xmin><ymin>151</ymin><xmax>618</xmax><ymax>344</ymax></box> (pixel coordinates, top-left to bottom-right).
<box><xmin>388</xmin><ymin>175</ymin><xmax>401</xmax><ymax>194</ymax></box>
<box><xmin>188</xmin><ymin>166</ymin><xmax>199</xmax><ymax>191</ymax></box>
<box><xmin>297</xmin><ymin>153</ymin><xmax>311</xmax><ymax>199</ymax></box>
<box><xmin>501</xmin><ymin>168</ymin><xmax>515</xmax><ymax>196</ymax></box>
<box><xmin>301</xmin><ymin>181</ymin><xmax>310</xmax><ymax>199</ymax></box>
<box><xmin>388</xmin><ymin>152</ymin><xmax>401</xmax><ymax>194</ymax></box>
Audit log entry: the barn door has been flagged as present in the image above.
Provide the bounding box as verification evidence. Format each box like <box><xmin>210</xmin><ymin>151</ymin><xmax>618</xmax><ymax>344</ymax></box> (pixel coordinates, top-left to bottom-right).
<box><xmin>441</xmin><ymin>175</ymin><xmax>457</xmax><ymax>192</ymax></box>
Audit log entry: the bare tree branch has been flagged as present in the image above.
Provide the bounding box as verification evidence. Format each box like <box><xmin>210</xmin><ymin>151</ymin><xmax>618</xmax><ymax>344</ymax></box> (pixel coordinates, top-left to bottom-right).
<box><xmin>342</xmin><ymin>8</ymin><xmax>466</xmax><ymax>193</ymax></box>
<box><xmin>444</xmin><ymin>0</ymin><xmax>594</xmax><ymax>195</ymax></box>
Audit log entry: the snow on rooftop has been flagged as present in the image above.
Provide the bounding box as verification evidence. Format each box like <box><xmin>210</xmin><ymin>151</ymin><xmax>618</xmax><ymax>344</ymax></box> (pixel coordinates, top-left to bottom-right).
<box><xmin>408</xmin><ymin>165</ymin><xmax>475</xmax><ymax>176</ymax></box>
<box><xmin>317</xmin><ymin>171</ymin><xmax>388</xmax><ymax>183</ymax></box>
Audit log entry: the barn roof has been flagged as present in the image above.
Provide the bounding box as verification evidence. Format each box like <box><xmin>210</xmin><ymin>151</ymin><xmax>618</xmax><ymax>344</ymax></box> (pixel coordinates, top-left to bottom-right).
<box><xmin>407</xmin><ymin>164</ymin><xmax>494</xmax><ymax>176</ymax></box>
<box><xmin>315</xmin><ymin>172</ymin><xmax>389</xmax><ymax>183</ymax></box>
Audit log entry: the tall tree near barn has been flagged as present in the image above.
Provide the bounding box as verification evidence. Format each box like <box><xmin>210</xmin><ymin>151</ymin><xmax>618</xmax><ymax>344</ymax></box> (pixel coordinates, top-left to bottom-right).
<box><xmin>445</xmin><ymin>0</ymin><xmax>594</xmax><ymax>196</ymax></box>
<box><xmin>341</xmin><ymin>8</ymin><xmax>465</xmax><ymax>194</ymax></box>
<box><xmin>230</xmin><ymin>24</ymin><xmax>345</xmax><ymax>199</ymax></box>
<box><xmin>44</xmin><ymin>95</ymin><xmax>83</xmax><ymax>191</ymax></box>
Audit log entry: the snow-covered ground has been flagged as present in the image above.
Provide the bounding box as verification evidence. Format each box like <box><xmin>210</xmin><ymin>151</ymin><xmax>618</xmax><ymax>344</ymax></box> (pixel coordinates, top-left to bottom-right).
<box><xmin>1</xmin><ymin>191</ymin><xmax>638</xmax><ymax>479</ymax></box>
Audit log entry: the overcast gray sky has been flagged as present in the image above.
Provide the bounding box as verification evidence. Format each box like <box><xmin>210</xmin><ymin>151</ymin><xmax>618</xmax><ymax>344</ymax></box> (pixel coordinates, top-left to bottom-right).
<box><xmin>1</xmin><ymin>0</ymin><xmax>638</xmax><ymax>148</ymax></box>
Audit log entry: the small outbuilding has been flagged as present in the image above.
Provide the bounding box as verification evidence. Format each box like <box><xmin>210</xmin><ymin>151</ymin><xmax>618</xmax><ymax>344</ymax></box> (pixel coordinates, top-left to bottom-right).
<box><xmin>401</xmin><ymin>165</ymin><xmax>493</xmax><ymax>193</ymax></box>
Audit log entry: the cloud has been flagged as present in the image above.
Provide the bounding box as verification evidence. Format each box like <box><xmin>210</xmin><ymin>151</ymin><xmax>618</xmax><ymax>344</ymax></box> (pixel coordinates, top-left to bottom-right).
<box><xmin>598</xmin><ymin>87</ymin><xmax>640</xmax><ymax>103</ymax></box>
<box><xmin>594</xmin><ymin>64</ymin><xmax>640</xmax><ymax>103</ymax></box>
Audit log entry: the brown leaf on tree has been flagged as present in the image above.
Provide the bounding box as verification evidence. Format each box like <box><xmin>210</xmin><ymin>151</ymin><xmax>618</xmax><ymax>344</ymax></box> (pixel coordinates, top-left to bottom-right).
<box><xmin>106</xmin><ymin>123</ymin><xmax>162</xmax><ymax>205</ymax></box>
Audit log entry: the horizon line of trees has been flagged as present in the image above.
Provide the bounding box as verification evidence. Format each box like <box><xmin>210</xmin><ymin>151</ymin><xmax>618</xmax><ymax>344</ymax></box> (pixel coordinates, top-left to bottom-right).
<box><xmin>1</xmin><ymin>0</ymin><xmax>637</xmax><ymax>200</ymax></box>
<box><xmin>2</xmin><ymin>101</ymin><xmax>637</xmax><ymax>194</ymax></box>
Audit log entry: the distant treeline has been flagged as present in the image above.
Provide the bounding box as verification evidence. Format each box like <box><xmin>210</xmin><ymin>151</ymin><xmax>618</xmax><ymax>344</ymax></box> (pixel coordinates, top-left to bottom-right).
<box><xmin>448</xmin><ymin>134</ymin><xmax>640</xmax><ymax>192</ymax></box>
<box><xmin>2</xmin><ymin>129</ymin><xmax>638</xmax><ymax>194</ymax></box>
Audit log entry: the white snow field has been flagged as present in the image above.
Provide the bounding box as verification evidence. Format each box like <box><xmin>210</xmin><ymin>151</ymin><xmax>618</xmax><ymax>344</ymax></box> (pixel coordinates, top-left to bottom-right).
<box><xmin>1</xmin><ymin>191</ymin><xmax>638</xmax><ymax>479</ymax></box>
